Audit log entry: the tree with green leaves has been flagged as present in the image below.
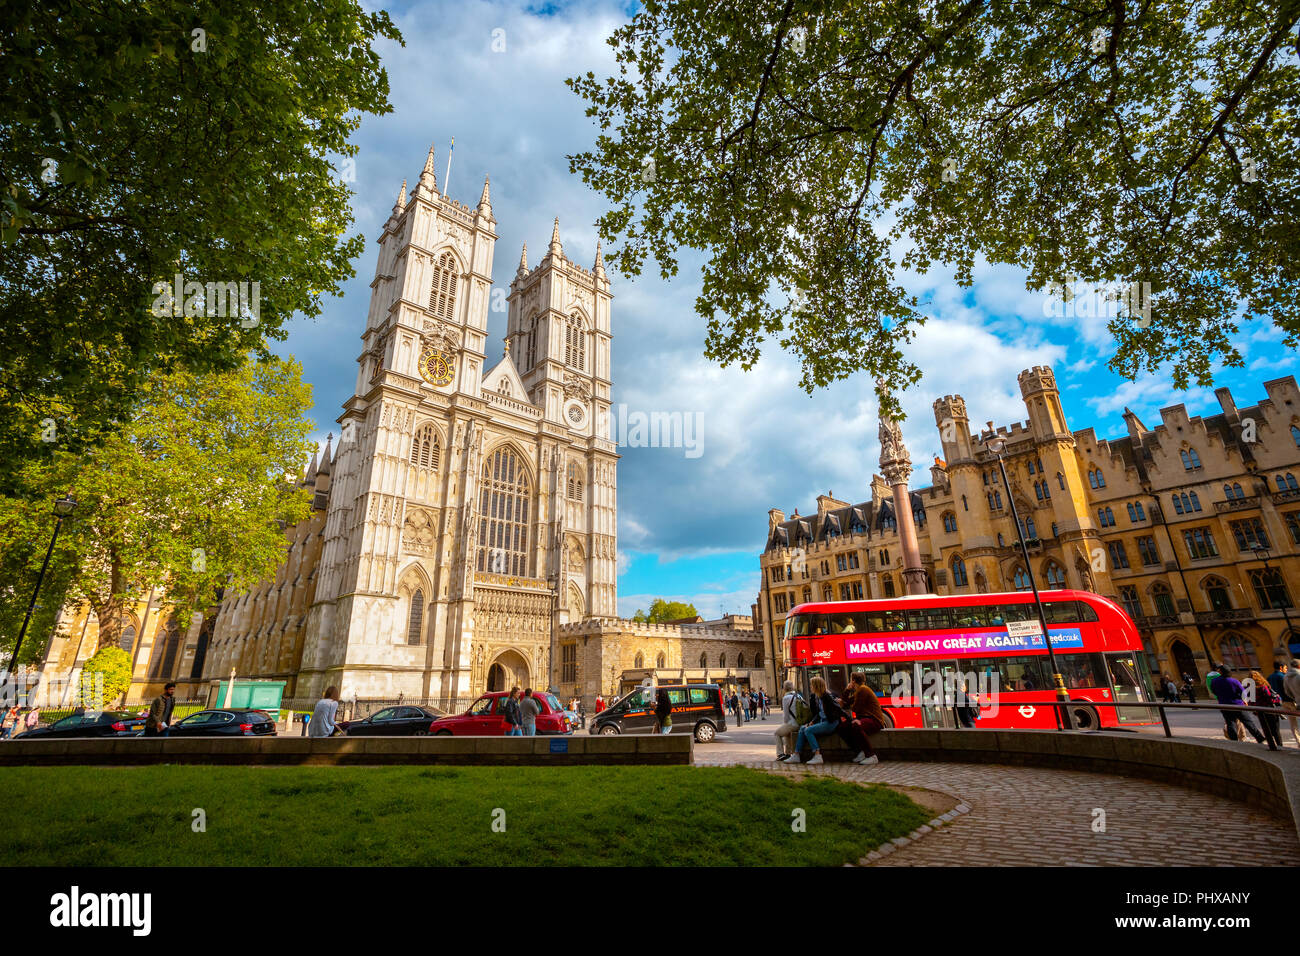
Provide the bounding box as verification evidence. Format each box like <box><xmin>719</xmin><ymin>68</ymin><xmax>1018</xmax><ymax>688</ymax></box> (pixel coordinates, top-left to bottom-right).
<box><xmin>568</xmin><ymin>0</ymin><xmax>1300</xmax><ymax>415</ymax></box>
<box><xmin>631</xmin><ymin>599</ymin><xmax>701</xmax><ymax>623</ymax></box>
<box><xmin>0</xmin><ymin>355</ymin><xmax>315</xmax><ymax>659</ymax></box>
<box><xmin>0</xmin><ymin>0</ymin><xmax>400</xmax><ymax>495</ymax></box>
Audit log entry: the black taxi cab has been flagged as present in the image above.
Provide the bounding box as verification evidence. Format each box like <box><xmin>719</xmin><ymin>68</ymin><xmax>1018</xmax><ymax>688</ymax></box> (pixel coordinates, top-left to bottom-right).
<box><xmin>588</xmin><ymin>683</ymin><xmax>727</xmax><ymax>743</ymax></box>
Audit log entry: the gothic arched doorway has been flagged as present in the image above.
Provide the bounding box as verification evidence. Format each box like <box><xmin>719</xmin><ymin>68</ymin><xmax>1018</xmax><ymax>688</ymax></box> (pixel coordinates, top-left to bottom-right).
<box><xmin>1169</xmin><ymin>639</ymin><xmax>1197</xmax><ymax>680</ymax></box>
<box><xmin>486</xmin><ymin>649</ymin><xmax>530</xmax><ymax>692</ymax></box>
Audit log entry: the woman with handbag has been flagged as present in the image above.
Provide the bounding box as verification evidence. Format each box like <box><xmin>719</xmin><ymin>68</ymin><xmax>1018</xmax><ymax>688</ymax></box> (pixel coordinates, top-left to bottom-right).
<box><xmin>1249</xmin><ymin>669</ymin><xmax>1284</xmax><ymax>750</ymax></box>
<box><xmin>787</xmin><ymin>675</ymin><xmax>844</xmax><ymax>765</ymax></box>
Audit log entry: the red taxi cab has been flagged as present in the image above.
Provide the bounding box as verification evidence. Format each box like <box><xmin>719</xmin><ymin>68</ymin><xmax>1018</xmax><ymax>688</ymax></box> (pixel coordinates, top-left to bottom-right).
<box><xmin>429</xmin><ymin>691</ymin><xmax>573</xmax><ymax>736</ymax></box>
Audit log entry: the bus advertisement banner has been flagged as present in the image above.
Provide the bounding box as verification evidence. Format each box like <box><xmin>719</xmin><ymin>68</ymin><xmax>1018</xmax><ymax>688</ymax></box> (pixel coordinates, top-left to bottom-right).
<box><xmin>843</xmin><ymin>627</ymin><xmax>1085</xmax><ymax>663</ymax></box>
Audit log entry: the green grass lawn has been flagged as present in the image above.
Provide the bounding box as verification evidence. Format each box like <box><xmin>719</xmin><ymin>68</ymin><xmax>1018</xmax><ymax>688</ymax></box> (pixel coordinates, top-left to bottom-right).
<box><xmin>0</xmin><ymin>765</ymin><xmax>930</xmax><ymax>866</ymax></box>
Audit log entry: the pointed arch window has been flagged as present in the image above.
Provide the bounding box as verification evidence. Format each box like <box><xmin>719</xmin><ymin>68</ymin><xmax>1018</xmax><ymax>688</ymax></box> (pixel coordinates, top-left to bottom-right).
<box><xmin>407</xmin><ymin>589</ymin><xmax>424</xmax><ymax>645</ymax></box>
<box><xmin>119</xmin><ymin>625</ymin><xmax>136</xmax><ymax>654</ymax></box>
<box><xmin>699</xmin><ymin>652</ymin><xmax>707</xmax><ymax>667</ymax></box>
<box><xmin>634</xmin><ymin>652</ymin><xmax>644</xmax><ymax>669</ymax></box>
<box><xmin>1278</xmin><ymin>472</ymin><xmax>1298</xmax><ymax>492</ymax></box>
<box><xmin>429</xmin><ymin>251</ymin><xmax>458</xmax><ymax>320</ymax></box>
<box><xmin>1013</xmin><ymin>567</ymin><xmax>1031</xmax><ymax>591</ymax></box>
<box><xmin>525</xmin><ymin>316</ymin><xmax>539</xmax><ymax>371</ymax></box>
<box><xmin>737</xmin><ymin>653</ymin><xmax>745</xmax><ymax>668</ymax></box>
<box><xmin>951</xmin><ymin>556</ymin><xmax>968</xmax><ymax>587</ymax></box>
<box><xmin>1044</xmin><ymin>562</ymin><xmax>1066</xmax><ymax>588</ymax></box>
<box><xmin>566</xmin><ymin>461</ymin><xmax>584</xmax><ymax>502</ymax></box>
<box><xmin>1204</xmin><ymin>577</ymin><xmax>1232</xmax><ymax>611</ymax></box>
<box><xmin>1180</xmin><ymin>448</ymin><xmax>1202</xmax><ymax>470</ymax></box>
<box><xmin>1151</xmin><ymin>583</ymin><xmax>1176</xmax><ymax>617</ymax></box>
<box><xmin>718</xmin><ymin>653</ymin><xmax>726</xmax><ymax>667</ymax></box>
<box><xmin>410</xmin><ymin>424</ymin><xmax>440</xmax><ymax>470</ymax></box>
<box><xmin>565</xmin><ymin>312</ymin><xmax>587</xmax><ymax>371</ymax></box>
<box><xmin>476</xmin><ymin>446</ymin><xmax>532</xmax><ymax>577</ymax></box>
<box><xmin>656</xmin><ymin>652</ymin><xmax>666</xmax><ymax>669</ymax></box>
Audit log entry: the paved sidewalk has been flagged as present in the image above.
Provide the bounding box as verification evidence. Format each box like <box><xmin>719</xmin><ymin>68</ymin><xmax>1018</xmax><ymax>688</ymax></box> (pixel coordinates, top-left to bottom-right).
<box><xmin>697</xmin><ymin>719</ymin><xmax>1298</xmax><ymax>865</ymax></box>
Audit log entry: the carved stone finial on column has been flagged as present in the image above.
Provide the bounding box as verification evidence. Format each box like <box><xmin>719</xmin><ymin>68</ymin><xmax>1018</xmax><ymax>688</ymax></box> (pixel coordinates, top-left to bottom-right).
<box><xmin>878</xmin><ymin>406</ymin><xmax>928</xmax><ymax>595</ymax></box>
<box><xmin>878</xmin><ymin>413</ymin><xmax>913</xmax><ymax>486</ymax></box>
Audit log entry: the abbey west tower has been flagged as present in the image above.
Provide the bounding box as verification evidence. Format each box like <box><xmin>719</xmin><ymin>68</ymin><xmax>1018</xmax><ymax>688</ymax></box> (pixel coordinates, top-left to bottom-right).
<box><xmin>204</xmin><ymin>143</ymin><xmax>619</xmax><ymax>701</ymax></box>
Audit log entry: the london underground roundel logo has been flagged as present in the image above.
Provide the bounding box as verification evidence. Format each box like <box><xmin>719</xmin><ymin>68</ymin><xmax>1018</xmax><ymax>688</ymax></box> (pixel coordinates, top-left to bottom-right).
<box><xmin>1018</xmin><ymin>705</ymin><xmax>1037</xmax><ymax>718</ymax></box>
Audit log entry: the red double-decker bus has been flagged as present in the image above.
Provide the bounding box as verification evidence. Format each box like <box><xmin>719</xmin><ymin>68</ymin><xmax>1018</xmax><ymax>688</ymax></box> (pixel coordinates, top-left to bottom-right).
<box><xmin>782</xmin><ymin>589</ymin><xmax>1158</xmax><ymax>730</ymax></box>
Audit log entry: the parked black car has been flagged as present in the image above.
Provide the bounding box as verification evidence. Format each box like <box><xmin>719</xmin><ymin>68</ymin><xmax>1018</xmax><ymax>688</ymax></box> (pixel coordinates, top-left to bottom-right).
<box><xmin>589</xmin><ymin>683</ymin><xmax>727</xmax><ymax>743</ymax></box>
<box><xmin>342</xmin><ymin>705</ymin><xmax>441</xmax><ymax>736</ymax></box>
<box><xmin>165</xmin><ymin>709</ymin><xmax>278</xmax><ymax>737</ymax></box>
<box><xmin>21</xmin><ymin>710</ymin><xmax>146</xmax><ymax>739</ymax></box>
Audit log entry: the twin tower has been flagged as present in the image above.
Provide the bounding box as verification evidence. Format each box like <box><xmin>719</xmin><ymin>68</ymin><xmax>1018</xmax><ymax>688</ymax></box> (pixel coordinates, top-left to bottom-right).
<box><xmin>206</xmin><ymin>142</ymin><xmax>619</xmax><ymax>702</ymax></box>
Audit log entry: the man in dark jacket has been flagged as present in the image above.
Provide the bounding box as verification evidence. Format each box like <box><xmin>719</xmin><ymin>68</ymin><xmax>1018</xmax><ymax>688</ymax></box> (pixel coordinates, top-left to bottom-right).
<box><xmin>146</xmin><ymin>683</ymin><xmax>176</xmax><ymax>736</ymax></box>
<box><xmin>502</xmin><ymin>686</ymin><xmax>523</xmax><ymax>736</ymax></box>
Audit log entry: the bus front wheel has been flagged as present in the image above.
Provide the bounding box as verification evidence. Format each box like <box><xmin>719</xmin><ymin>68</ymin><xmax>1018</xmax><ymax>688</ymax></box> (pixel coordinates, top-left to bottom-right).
<box><xmin>1068</xmin><ymin>705</ymin><xmax>1099</xmax><ymax>730</ymax></box>
<box><xmin>880</xmin><ymin>711</ymin><xmax>895</xmax><ymax>729</ymax></box>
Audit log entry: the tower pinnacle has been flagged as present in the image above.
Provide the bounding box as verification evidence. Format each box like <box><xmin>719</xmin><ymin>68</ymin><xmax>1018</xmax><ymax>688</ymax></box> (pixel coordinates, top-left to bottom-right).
<box><xmin>548</xmin><ymin>217</ymin><xmax>563</xmax><ymax>257</ymax></box>
<box><xmin>417</xmin><ymin>142</ymin><xmax>437</xmax><ymax>195</ymax></box>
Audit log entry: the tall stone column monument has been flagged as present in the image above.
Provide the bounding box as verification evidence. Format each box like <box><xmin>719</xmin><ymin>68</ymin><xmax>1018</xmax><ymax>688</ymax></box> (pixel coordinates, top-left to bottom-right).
<box><xmin>879</xmin><ymin>411</ymin><xmax>929</xmax><ymax>595</ymax></box>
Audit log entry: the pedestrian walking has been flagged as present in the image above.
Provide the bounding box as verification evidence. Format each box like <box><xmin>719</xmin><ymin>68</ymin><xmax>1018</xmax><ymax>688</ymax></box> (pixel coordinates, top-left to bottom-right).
<box><xmin>734</xmin><ymin>691</ymin><xmax>744</xmax><ymax>726</ymax></box>
<box><xmin>653</xmin><ymin>688</ymin><xmax>673</xmax><ymax>735</ymax></box>
<box><xmin>519</xmin><ymin>688</ymin><xmax>540</xmax><ymax>736</ymax></box>
<box><xmin>595</xmin><ymin>694</ymin><xmax>605</xmax><ymax>714</ymax></box>
<box><xmin>1283</xmin><ymin>660</ymin><xmax>1300</xmax><ymax>747</ymax></box>
<box><xmin>774</xmin><ymin>680</ymin><xmax>802</xmax><ymax>760</ymax></box>
<box><xmin>1210</xmin><ymin>666</ymin><xmax>1272</xmax><ymax>749</ymax></box>
<box><xmin>146</xmin><ymin>682</ymin><xmax>177</xmax><ymax>737</ymax></box>
<box><xmin>1180</xmin><ymin>673</ymin><xmax>1198</xmax><ymax>704</ymax></box>
<box><xmin>1249</xmin><ymin>668</ymin><xmax>1284</xmax><ymax>751</ymax></box>
<box><xmin>502</xmin><ymin>686</ymin><xmax>523</xmax><ymax>736</ymax></box>
<box><xmin>308</xmin><ymin>685</ymin><xmax>340</xmax><ymax>738</ymax></box>
<box><xmin>0</xmin><ymin>705</ymin><xmax>18</xmax><ymax>740</ymax></box>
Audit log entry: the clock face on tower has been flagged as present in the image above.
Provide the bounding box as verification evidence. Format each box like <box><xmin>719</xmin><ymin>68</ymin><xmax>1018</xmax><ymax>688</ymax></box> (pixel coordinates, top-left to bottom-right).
<box><xmin>419</xmin><ymin>348</ymin><xmax>455</xmax><ymax>387</ymax></box>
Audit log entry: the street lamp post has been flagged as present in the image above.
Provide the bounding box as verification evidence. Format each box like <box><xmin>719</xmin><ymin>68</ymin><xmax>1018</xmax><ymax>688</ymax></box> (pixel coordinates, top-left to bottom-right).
<box><xmin>983</xmin><ymin>437</ymin><xmax>1072</xmax><ymax>730</ymax></box>
<box><xmin>7</xmin><ymin>495</ymin><xmax>77</xmax><ymax>677</ymax></box>
<box><xmin>1252</xmin><ymin>545</ymin><xmax>1295</xmax><ymax>656</ymax></box>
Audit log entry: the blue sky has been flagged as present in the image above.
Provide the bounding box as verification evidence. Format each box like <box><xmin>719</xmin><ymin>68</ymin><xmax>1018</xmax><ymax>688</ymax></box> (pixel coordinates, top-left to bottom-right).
<box><xmin>277</xmin><ymin>0</ymin><xmax>1298</xmax><ymax>620</ymax></box>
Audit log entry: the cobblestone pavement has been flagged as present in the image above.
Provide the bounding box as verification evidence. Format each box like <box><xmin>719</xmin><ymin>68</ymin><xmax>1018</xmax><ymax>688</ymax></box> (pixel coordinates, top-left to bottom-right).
<box><xmin>694</xmin><ymin>752</ymin><xmax>1299</xmax><ymax>866</ymax></box>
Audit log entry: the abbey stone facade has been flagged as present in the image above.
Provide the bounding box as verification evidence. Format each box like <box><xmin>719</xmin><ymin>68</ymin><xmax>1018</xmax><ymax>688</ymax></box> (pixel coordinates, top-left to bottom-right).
<box><xmin>203</xmin><ymin>145</ymin><xmax>619</xmax><ymax>701</ymax></box>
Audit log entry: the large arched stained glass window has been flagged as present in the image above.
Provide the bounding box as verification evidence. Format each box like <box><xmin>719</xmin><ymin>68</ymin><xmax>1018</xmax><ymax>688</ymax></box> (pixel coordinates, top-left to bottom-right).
<box><xmin>429</xmin><ymin>251</ymin><xmax>458</xmax><ymax>320</ymax></box>
<box><xmin>476</xmin><ymin>446</ymin><xmax>532</xmax><ymax>577</ymax></box>
<box><xmin>119</xmin><ymin>625</ymin><xmax>136</xmax><ymax>654</ymax></box>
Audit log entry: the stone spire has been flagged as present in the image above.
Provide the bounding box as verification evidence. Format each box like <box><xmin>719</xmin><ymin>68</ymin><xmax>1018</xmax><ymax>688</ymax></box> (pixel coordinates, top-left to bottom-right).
<box><xmin>477</xmin><ymin>174</ymin><xmax>493</xmax><ymax>219</ymax></box>
<box><xmin>593</xmin><ymin>240</ymin><xmax>605</xmax><ymax>275</ymax></box>
<box><xmin>393</xmin><ymin>179</ymin><xmax>407</xmax><ymax>215</ymax></box>
<box><xmin>517</xmin><ymin>242</ymin><xmax>528</xmax><ymax>277</ymax></box>
<box><xmin>878</xmin><ymin>407</ymin><xmax>928</xmax><ymax>595</ymax></box>
<box><xmin>548</xmin><ymin>217</ymin><xmax>563</xmax><ymax>257</ymax></box>
<box><xmin>417</xmin><ymin>142</ymin><xmax>437</xmax><ymax>195</ymax></box>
